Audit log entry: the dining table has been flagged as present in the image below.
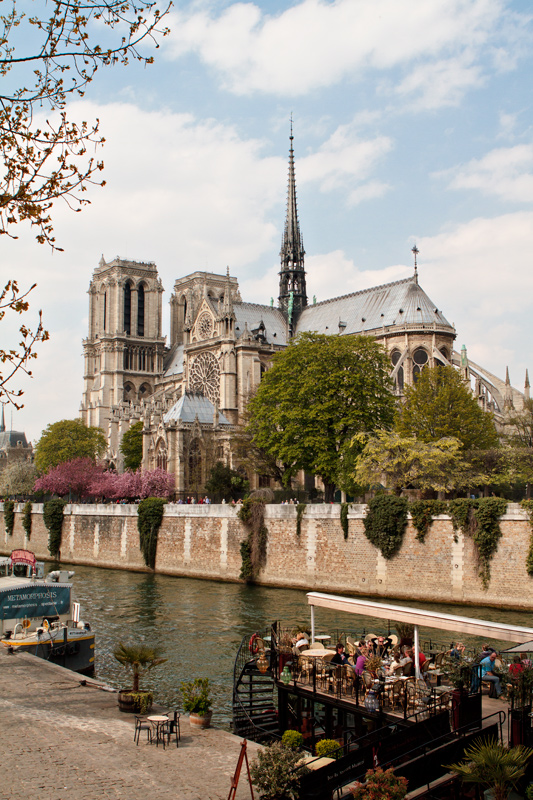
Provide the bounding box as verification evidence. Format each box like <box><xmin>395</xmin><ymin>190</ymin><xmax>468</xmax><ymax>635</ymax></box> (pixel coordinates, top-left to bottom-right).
<box><xmin>147</xmin><ymin>714</ymin><xmax>169</xmax><ymax>748</ymax></box>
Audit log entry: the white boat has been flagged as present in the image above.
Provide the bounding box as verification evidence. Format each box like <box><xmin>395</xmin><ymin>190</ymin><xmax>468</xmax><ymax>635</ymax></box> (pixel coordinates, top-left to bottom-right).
<box><xmin>0</xmin><ymin>549</ymin><xmax>95</xmax><ymax>674</ymax></box>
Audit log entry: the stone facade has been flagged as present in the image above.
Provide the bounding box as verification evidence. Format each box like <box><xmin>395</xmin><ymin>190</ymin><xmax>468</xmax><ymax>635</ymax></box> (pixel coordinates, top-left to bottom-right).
<box><xmin>3</xmin><ymin>502</ymin><xmax>533</xmax><ymax>610</ymax></box>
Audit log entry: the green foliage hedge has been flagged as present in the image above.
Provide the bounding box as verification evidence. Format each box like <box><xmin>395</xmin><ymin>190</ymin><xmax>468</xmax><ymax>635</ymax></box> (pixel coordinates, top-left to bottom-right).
<box><xmin>22</xmin><ymin>501</ymin><xmax>32</xmax><ymax>539</ymax></box>
<box><xmin>3</xmin><ymin>499</ymin><xmax>15</xmax><ymax>536</ymax></box>
<box><xmin>43</xmin><ymin>498</ymin><xmax>66</xmax><ymax>557</ymax></box>
<box><xmin>137</xmin><ymin>497</ymin><xmax>166</xmax><ymax>569</ymax></box>
<box><xmin>363</xmin><ymin>495</ymin><xmax>408</xmax><ymax>559</ymax></box>
<box><xmin>340</xmin><ymin>502</ymin><xmax>350</xmax><ymax>540</ymax></box>
<box><xmin>410</xmin><ymin>499</ymin><xmax>447</xmax><ymax>542</ymax></box>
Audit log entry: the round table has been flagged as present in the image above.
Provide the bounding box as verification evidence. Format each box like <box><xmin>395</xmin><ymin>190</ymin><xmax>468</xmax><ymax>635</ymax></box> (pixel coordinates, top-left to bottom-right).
<box><xmin>314</xmin><ymin>635</ymin><xmax>331</xmax><ymax>643</ymax></box>
<box><xmin>147</xmin><ymin>715</ymin><xmax>169</xmax><ymax>747</ymax></box>
<box><xmin>300</xmin><ymin>649</ymin><xmax>329</xmax><ymax>657</ymax></box>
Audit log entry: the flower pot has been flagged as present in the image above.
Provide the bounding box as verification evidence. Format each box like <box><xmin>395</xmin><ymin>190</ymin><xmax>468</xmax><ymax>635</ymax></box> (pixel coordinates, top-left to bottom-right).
<box><xmin>118</xmin><ymin>689</ymin><xmax>153</xmax><ymax>715</ymax></box>
<box><xmin>189</xmin><ymin>711</ymin><xmax>212</xmax><ymax>729</ymax></box>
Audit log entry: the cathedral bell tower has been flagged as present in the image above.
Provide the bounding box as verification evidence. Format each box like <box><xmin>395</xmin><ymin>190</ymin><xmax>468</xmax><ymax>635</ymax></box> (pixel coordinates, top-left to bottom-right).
<box><xmin>81</xmin><ymin>256</ymin><xmax>165</xmax><ymax>458</ymax></box>
<box><xmin>278</xmin><ymin>124</ymin><xmax>307</xmax><ymax>336</ymax></box>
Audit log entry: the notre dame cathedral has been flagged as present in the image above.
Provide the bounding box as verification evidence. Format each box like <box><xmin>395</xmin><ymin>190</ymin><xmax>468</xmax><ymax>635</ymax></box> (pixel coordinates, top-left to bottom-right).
<box><xmin>80</xmin><ymin>132</ymin><xmax>529</xmax><ymax>493</ymax></box>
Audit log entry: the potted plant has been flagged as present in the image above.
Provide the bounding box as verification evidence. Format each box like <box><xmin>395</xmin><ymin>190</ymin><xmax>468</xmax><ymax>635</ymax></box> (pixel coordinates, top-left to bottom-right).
<box><xmin>447</xmin><ymin>737</ymin><xmax>533</xmax><ymax>800</ymax></box>
<box><xmin>351</xmin><ymin>767</ymin><xmax>408</xmax><ymax>799</ymax></box>
<box><xmin>114</xmin><ymin>642</ymin><xmax>167</xmax><ymax>714</ymax></box>
<box><xmin>180</xmin><ymin>677</ymin><xmax>212</xmax><ymax>728</ymax></box>
<box><xmin>250</xmin><ymin>740</ymin><xmax>310</xmax><ymax>800</ymax></box>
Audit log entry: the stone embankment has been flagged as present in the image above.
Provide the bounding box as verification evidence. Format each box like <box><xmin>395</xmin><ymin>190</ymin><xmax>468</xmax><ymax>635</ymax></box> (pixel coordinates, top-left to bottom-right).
<box><xmin>2</xmin><ymin>502</ymin><xmax>533</xmax><ymax>609</ymax></box>
<box><xmin>0</xmin><ymin>646</ymin><xmax>261</xmax><ymax>800</ymax></box>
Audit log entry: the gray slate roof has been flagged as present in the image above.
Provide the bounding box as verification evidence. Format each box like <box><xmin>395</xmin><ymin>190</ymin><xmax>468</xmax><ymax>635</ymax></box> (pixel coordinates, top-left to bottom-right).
<box><xmin>295</xmin><ymin>277</ymin><xmax>454</xmax><ymax>336</ymax></box>
<box><xmin>0</xmin><ymin>431</ymin><xmax>29</xmax><ymax>450</ymax></box>
<box><xmin>163</xmin><ymin>393</ymin><xmax>231</xmax><ymax>426</ymax></box>
<box><xmin>234</xmin><ymin>303</ymin><xmax>287</xmax><ymax>345</ymax></box>
<box><xmin>163</xmin><ymin>344</ymin><xmax>184</xmax><ymax>376</ymax></box>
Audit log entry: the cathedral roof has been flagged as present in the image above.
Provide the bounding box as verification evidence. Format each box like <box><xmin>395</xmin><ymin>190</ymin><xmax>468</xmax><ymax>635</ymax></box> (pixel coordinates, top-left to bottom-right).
<box><xmin>163</xmin><ymin>392</ymin><xmax>231</xmax><ymax>426</ymax></box>
<box><xmin>295</xmin><ymin>276</ymin><xmax>454</xmax><ymax>336</ymax></box>
<box><xmin>163</xmin><ymin>344</ymin><xmax>184</xmax><ymax>376</ymax></box>
<box><xmin>234</xmin><ymin>303</ymin><xmax>287</xmax><ymax>345</ymax></box>
<box><xmin>0</xmin><ymin>431</ymin><xmax>29</xmax><ymax>450</ymax></box>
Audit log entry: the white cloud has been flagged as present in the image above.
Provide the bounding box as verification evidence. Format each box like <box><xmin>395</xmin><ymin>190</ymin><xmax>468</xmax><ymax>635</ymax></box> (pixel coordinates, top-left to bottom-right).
<box><xmin>416</xmin><ymin>211</ymin><xmax>533</xmax><ymax>382</ymax></box>
<box><xmin>437</xmin><ymin>144</ymin><xmax>533</xmax><ymax>202</ymax></box>
<box><xmin>166</xmin><ymin>0</ymin><xmax>510</xmax><ymax>104</ymax></box>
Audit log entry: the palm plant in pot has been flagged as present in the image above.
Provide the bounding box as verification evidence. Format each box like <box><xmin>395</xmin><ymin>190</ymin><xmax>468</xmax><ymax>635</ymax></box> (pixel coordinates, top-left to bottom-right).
<box><xmin>180</xmin><ymin>677</ymin><xmax>212</xmax><ymax>728</ymax></box>
<box><xmin>114</xmin><ymin>642</ymin><xmax>167</xmax><ymax>714</ymax></box>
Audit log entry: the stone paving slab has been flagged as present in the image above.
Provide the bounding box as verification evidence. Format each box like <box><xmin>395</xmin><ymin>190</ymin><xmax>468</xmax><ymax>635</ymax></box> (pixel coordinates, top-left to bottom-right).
<box><xmin>0</xmin><ymin>648</ymin><xmax>261</xmax><ymax>800</ymax></box>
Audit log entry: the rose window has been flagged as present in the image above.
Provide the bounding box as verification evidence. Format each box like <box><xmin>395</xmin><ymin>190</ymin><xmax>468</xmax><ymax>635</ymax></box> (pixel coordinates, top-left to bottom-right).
<box><xmin>197</xmin><ymin>312</ymin><xmax>213</xmax><ymax>340</ymax></box>
<box><xmin>189</xmin><ymin>352</ymin><xmax>220</xmax><ymax>404</ymax></box>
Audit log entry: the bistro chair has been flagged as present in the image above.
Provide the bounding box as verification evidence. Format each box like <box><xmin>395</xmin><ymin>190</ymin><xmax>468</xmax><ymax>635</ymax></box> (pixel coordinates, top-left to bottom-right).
<box><xmin>134</xmin><ymin>715</ymin><xmax>152</xmax><ymax>745</ymax></box>
<box><xmin>162</xmin><ymin>710</ymin><xmax>180</xmax><ymax>748</ymax></box>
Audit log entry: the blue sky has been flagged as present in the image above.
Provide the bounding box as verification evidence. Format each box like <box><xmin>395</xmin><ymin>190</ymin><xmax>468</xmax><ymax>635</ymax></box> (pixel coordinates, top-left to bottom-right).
<box><xmin>4</xmin><ymin>0</ymin><xmax>533</xmax><ymax>441</ymax></box>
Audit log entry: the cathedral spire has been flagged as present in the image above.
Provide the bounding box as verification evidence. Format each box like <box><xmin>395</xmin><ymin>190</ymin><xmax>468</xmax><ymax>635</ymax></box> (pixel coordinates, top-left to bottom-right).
<box><xmin>279</xmin><ymin>120</ymin><xmax>307</xmax><ymax>335</ymax></box>
<box><xmin>525</xmin><ymin>369</ymin><xmax>530</xmax><ymax>401</ymax></box>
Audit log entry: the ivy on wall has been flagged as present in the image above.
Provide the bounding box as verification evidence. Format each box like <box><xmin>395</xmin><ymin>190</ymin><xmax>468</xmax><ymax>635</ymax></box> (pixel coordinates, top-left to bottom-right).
<box><xmin>521</xmin><ymin>499</ymin><xmax>533</xmax><ymax>577</ymax></box>
<box><xmin>3</xmin><ymin>499</ymin><xmax>15</xmax><ymax>536</ymax></box>
<box><xmin>448</xmin><ymin>497</ymin><xmax>507</xmax><ymax>589</ymax></box>
<box><xmin>43</xmin><ymin>499</ymin><xmax>66</xmax><ymax>557</ymax></box>
<box><xmin>409</xmin><ymin>500</ymin><xmax>447</xmax><ymax>542</ymax></box>
<box><xmin>238</xmin><ymin>497</ymin><xmax>268</xmax><ymax>582</ymax></box>
<box><xmin>363</xmin><ymin>495</ymin><xmax>408</xmax><ymax>559</ymax></box>
<box><xmin>340</xmin><ymin>502</ymin><xmax>350</xmax><ymax>540</ymax></box>
<box><xmin>137</xmin><ymin>497</ymin><xmax>166</xmax><ymax>570</ymax></box>
<box><xmin>22</xmin><ymin>501</ymin><xmax>32</xmax><ymax>539</ymax></box>
<box><xmin>296</xmin><ymin>503</ymin><xmax>307</xmax><ymax>538</ymax></box>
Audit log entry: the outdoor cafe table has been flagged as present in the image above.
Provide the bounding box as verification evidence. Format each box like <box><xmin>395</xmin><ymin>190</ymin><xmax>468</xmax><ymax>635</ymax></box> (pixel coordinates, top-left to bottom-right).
<box><xmin>314</xmin><ymin>635</ymin><xmax>331</xmax><ymax>643</ymax></box>
<box><xmin>147</xmin><ymin>715</ymin><xmax>169</xmax><ymax>747</ymax></box>
<box><xmin>300</xmin><ymin>649</ymin><xmax>329</xmax><ymax>657</ymax></box>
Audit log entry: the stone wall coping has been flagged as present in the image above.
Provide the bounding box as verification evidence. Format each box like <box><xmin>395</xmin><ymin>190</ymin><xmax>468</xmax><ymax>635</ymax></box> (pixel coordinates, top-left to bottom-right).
<box><xmin>1</xmin><ymin>500</ymin><xmax>529</xmax><ymax>521</ymax></box>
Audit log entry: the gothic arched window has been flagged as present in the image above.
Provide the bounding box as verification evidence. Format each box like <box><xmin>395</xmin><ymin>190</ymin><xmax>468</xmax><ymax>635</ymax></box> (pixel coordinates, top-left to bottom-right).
<box><xmin>137</xmin><ymin>284</ymin><xmax>145</xmax><ymax>337</ymax></box>
<box><xmin>412</xmin><ymin>348</ymin><xmax>429</xmax><ymax>382</ymax></box>
<box><xmin>391</xmin><ymin>350</ymin><xmax>404</xmax><ymax>391</ymax></box>
<box><xmin>124</xmin><ymin>281</ymin><xmax>132</xmax><ymax>335</ymax></box>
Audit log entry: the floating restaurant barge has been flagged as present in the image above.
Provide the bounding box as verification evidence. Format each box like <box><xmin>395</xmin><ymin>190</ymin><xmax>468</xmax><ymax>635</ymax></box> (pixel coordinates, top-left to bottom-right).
<box><xmin>0</xmin><ymin>550</ymin><xmax>95</xmax><ymax>674</ymax></box>
<box><xmin>233</xmin><ymin>593</ymin><xmax>533</xmax><ymax>798</ymax></box>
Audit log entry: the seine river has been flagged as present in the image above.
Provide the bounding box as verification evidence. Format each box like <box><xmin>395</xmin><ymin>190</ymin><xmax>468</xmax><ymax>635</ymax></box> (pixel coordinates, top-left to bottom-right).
<box><xmin>67</xmin><ymin>564</ymin><xmax>533</xmax><ymax>729</ymax></box>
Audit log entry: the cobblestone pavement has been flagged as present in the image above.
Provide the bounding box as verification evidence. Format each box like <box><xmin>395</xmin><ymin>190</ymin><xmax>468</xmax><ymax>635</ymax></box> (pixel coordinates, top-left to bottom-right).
<box><xmin>0</xmin><ymin>649</ymin><xmax>261</xmax><ymax>800</ymax></box>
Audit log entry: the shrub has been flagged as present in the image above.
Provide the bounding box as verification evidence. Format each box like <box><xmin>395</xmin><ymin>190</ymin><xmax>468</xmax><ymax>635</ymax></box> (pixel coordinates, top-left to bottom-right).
<box><xmin>363</xmin><ymin>495</ymin><xmax>408</xmax><ymax>559</ymax></box>
<box><xmin>22</xmin><ymin>501</ymin><xmax>32</xmax><ymax>539</ymax></box>
<box><xmin>179</xmin><ymin>678</ymin><xmax>211</xmax><ymax>715</ymax></box>
<box><xmin>137</xmin><ymin>497</ymin><xmax>166</xmax><ymax>569</ymax></box>
<box><xmin>3</xmin><ymin>499</ymin><xmax>15</xmax><ymax>535</ymax></box>
<box><xmin>43</xmin><ymin>498</ymin><xmax>66</xmax><ymax>557</ymax></box>
<box><xmin>238</xmin><ymin>497</ymin><xmax>268</xmax><ymax>582</ymax></box>
<box><xmin>351</xmin><ymin>767</ymin><xmax>408</xmax><ymax>799</ymax></box>
<box><xmin>250</xmin><ymin>741</ymin><xmax>309</xmax><ymax>800</ymax></box>
<box><xmin>281</xmin><ymin>730</ymin><xmax>304</xmax><ymax>750</ymax></box>
<box><xmin>315</xmin><ymin>739</ymin><xmax>341</xmax><ymax>760</ymax></box>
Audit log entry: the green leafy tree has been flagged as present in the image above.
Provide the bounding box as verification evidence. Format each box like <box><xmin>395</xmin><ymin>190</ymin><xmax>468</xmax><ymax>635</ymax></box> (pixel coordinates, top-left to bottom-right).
<box><xmin>120</xmin><ymin>421</ymin><xmax>143</xmax><ymax>471</ymax></box>
<box><xmin>205</xmin><ymin>461</ymin><xmax>249</xmax><ymax>500</ymax></box>
<box><xmin>247</xmin><ymin>333</ymin><xmax>395</xmax><ymax>502</ymax></box>
<box><xmin>35</xmin><ymin>419</ymin><xmax>107</xmax><ymax>472</ymax></box>
<box><xmin>396</xmin><ymin>366</ymin><xmax>499</xmax><ymax>451</ymax></box>
<box><xmin>250</xmin><ymin>741</ymin><xmax>310</xmax><ymax>800</ymax></box>
<box><xmin>0</xmin><ymin>459</ymin><xmax>37</xmax><ymax>496</ymax></box>
<box><xmin>353</xmin><ymin>431</ymin><xmax>478</xmax><ymax>495</ymax></box>
<box><xmin>0</xmin><ymin>0</ymin><xmax>170</xmax><ymax>248</ymax></box>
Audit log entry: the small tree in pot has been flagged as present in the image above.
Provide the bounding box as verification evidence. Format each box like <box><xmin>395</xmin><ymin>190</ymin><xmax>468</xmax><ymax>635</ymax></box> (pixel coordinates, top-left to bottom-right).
<box><xmin>180</xmin><ymin>677</ymin><xmax>212</xmax><ymax>728</ymax></box>
<box><xmin>114</xmin><ymin>642</ymin><xmax>167</xmax><ymax>714</ymax></box>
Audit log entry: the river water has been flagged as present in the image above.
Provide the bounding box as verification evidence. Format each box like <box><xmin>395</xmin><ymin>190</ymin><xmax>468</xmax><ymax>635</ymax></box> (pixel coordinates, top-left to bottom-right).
<box><xmin>66</xmin><ymin>564</ymin><xmax>533</xmax><ymax>729</ymax></box>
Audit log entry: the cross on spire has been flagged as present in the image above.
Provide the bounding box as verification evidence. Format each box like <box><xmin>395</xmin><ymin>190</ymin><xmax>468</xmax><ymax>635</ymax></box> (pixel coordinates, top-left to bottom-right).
<box><xmin>411</xmin><ymin>245</ymin><xmax>419</xmax><ymax>284</ymax></box>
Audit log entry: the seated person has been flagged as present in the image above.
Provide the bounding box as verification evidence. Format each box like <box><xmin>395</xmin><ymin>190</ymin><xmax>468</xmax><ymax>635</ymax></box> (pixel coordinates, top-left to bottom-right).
<box><xmin>509</xmin><ymin>655</ymin><xmax>525</xmax><ymax>679</ymax></box>
<box><xmin>480</xmin><ymin>651</ymin><xmax>502</xmax><ymax>698</ymax></box>
<box><xmin>292</xmin><ymin>632</ymin><xmax>309</xmax><ymax>654</ymax></box>
<box><xmin>520</xmin><ymin>652</ymin><xmax>532</xmax><ymax>668</ymax></box>
<box><xmin>354</xmin><ymin>646</ymin><xmax>368</xmax><ymax>675</ymax></box>
<box><xmin>449</xmin><ymin>642</ymin><xmax>465</xmax><ymax>660</ymax></box>
<box><xmin>480</xmin><ymin>643</ymin><xmax>497</xmax><ymax>660</ymax></box>
<box><xmin>331</xmin><ymin>642</ymin><xmax>353</xmax><ymax>669</ymax></box>
<box><xmin>370</xmin><ymin>635</ymin><xmax>393</xmax><ymax>657</ymax></box>
<box><xmin>386</xmin><ymin>652</ymin><xmax>403</xmax><ymax>675</ymax></box>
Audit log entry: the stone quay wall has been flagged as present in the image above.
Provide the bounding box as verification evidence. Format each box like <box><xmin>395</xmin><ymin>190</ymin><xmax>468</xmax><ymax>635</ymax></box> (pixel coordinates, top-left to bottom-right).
<box><xmin>1</xmin><ymin>502</ymin><xmax>532</xmax><ymax>609</ymax></box>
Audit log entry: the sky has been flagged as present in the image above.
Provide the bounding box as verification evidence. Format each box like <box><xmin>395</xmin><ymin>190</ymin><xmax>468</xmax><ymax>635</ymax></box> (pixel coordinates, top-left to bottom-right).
<box><xmin>3</xmin><ymin>0</ymin><xmax>533</xmax><ymax>443</ymax></box>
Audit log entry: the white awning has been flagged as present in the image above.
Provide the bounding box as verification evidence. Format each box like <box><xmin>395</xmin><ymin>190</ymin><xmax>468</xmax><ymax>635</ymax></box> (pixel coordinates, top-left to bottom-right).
<box><xmin>306</xmin><ymin>592</ymin><xmax>533</xmax><ymax>644</ymax></box>
<box><xmin>502</xmin><ymin>641</ymin><xmax>533</xmax><ymax>653</ymax></box>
